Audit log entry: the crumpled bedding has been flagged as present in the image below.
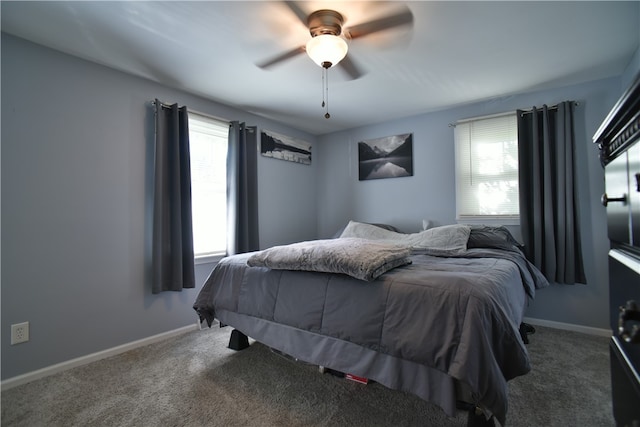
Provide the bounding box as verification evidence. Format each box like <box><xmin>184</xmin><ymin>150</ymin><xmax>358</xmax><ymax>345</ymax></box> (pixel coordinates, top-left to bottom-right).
<box><xmin>247</xmin><ymin>237</ymin><xmax>412</xmax><ymax>281</ymax></box>
<box><xmin>340</xmin><ymin>221</ymin><xmax>471</xmax><ymax>254</ymax></box>
<box><xmin>194</xmin><ymin>247</ymin><xmax>548</xmax><ymax>426</ymax></box>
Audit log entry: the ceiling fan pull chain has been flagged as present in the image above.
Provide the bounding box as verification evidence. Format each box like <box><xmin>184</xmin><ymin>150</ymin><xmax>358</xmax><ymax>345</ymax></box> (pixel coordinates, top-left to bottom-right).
<box><xmin>324</xmin><ymin>67</ymin><xmax>330</xmax><ymax>119</ymax></box>
<box><xmin>321</xmin><ymin>67</ymin><xmax>326</xmax><ymax>108</ymax></box>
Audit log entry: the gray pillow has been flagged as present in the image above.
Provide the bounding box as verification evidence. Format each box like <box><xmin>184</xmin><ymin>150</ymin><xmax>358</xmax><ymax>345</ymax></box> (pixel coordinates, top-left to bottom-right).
<box><xmin>332</xmin><ymin>222</ymin><xmax>400</xmax><ymax>239</ymax></box>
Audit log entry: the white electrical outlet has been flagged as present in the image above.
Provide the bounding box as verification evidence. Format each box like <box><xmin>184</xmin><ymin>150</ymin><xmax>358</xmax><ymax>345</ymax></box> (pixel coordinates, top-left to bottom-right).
<box><xmin>11</xmin><ymin>322</ymin><xmax>29</xmax><ymax>345</ymax></box>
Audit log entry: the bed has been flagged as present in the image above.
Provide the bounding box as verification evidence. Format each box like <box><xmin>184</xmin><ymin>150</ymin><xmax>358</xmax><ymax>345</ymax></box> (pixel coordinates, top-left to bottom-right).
<box><xmin>193</xmin><ymin>222</ymin><xmax>549</xmax><ymax>426</ymax></box>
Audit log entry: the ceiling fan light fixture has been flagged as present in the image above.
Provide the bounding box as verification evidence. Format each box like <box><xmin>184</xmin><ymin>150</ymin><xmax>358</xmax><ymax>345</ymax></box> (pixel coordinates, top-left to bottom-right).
<box><xmin>306</xmin><ymin>35</ymin><xmax>348</xmax><ymax>69</ymax></box>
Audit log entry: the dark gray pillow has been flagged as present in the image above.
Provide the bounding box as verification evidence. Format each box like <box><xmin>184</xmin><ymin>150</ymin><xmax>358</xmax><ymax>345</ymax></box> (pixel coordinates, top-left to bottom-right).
<box><xmin>467</xmin><ymin>225</ymin><xmax>522</xmax><ymax>251</ymax></box>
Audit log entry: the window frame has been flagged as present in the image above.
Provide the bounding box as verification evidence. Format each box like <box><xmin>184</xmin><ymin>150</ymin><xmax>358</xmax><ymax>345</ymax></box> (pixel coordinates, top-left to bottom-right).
<box><xmin>187</xmin><ymin>110</ymin><xmax>229</xmax><ymax>265</ymax></box>
<box><xmin>453</xmin><ymin>111</ymin><xmax>520</xmax><ymax>226</ymax></box>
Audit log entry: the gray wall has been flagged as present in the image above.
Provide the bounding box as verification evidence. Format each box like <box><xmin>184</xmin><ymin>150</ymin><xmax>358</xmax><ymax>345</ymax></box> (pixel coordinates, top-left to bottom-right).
<box><xmin>620</xmin><ymin>7</ymin><xmax>640</xmax><ymax>91</ymax></box>
<box><xmin>3</xmin><ymin>30</ymin><xmax>639</xmax><ymax>380</ymax></box>
<box><xmin>1</xmin><ymin>34</ymin><xmax>317</xmax><ymax>380</ymax></box>
<box><xmin>315</xmin><ymin>76</ymin><xmax>624</xmax><ymax>331</ymax></box>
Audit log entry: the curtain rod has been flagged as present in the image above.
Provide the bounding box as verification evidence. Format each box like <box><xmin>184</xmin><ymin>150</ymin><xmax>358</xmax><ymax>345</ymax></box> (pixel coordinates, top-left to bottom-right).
<box><xmin>150</xmin><ymin>99</ymin><xmax>231</xmax><ymax>124</ymax></box>
<box><xmin>518</xmin><ymin>101</ymin><xmax>579</xmax><ymax>116</ymax></box>
<box><xmin>449</xmin><ymin>101</ymin><xmax>579</xmax><ymax>127</ymax></box>
<box><xmin>449</xmin><ymin>110</ymin><xmax>516</xmax><ymax>127</ymax></box>
<box><xmin>150</xmin><ymin>99</ymin><xmax>176</xmax><ymax>109</ymax></box>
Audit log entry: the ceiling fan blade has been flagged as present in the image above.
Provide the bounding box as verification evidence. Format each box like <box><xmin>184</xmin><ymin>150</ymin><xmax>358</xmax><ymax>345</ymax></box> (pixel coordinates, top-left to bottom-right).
<box><xmin>338</xmin><ymin>56</ymin><xmax>364</xmax><ymax>80</ymax></box>
<box><xmin>257</xmin><ymin>46</ymin><xmax>306</xmax><ymax>69</ymax></box>
<box><xmin>344</xmin><ymin>8</ymin><xmax>414</xmax><ymax>40</ymax></box>
<box><xmin>283</xmin><ymin>1</ymin><xmax>308</xmax><ymax>27</ymax></box>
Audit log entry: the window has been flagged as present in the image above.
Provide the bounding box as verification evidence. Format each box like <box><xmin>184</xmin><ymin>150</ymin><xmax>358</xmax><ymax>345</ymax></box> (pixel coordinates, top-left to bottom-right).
<box><xmin>454</xmin><ymin>112</ymin><xmax>519</xmax><ymax>224</ymax></box>
<box><xmin>188</xmin><ymin>112</ymin><xmax>229</xmax><ymax>262</ymax></box>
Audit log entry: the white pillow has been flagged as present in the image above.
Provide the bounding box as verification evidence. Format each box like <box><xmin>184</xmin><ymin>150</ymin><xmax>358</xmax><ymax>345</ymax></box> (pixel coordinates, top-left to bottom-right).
<box><xmin>339</xmin><ymin>220</ymin><xmax>470</xmax><ymax>253</ymax></box>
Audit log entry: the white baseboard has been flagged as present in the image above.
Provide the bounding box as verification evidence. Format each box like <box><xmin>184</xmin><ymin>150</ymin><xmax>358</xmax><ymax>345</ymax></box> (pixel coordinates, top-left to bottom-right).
<box><xmin>523</xmin><ymin>317</ymin><xmax>612</xmax><ymax>337</ymax></box>
<box><xmin>1</xmin><ymin>323</ymin><xmax>199</xmax><ymax>391</ymax></box>
<box><xmin>1</xmin><ymin>318</ymin><xmax>610</xmax><ymax>391</ymax></box>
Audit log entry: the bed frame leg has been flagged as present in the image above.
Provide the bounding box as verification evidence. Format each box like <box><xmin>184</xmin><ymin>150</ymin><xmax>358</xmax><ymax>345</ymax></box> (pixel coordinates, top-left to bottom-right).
<box><xmin>466</xmin><ymin>406</ymin><xmax>495</xmax><ymax>427</ymax></box>
<box><xmin>228</xmin><ymin>329</ymin><xmax>250</xmax><ymax>351</ymax></box>
<box><xmin>519</xmin><ymin>322</ymin><xmax>536</xmax><ymax>344</ymax></box>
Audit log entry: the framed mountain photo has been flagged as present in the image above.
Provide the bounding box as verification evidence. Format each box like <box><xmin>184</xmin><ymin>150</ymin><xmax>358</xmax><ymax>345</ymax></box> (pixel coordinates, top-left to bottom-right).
<box><xmin>358</xmin><ymin>133</ymin><xmax>413</xmax><ymax>180</ymax></box>
<box><xmin>260</xmin><ymin>130</ymin><xmax>312</xmax><ymax>165</ymax></box>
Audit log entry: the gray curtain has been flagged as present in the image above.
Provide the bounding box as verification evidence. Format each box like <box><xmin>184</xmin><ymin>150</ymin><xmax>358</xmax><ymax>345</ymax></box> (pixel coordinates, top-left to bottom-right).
<box><xmin>226</xmin><ymin>121</ymin><xmax>259</xmax><ymax>255</ymax></box>
<box><xmin>151</xmin><ymin>100</ymin><xmax>195</xmax><ymax>293</ymax></box>
<box><xmin>517</xmin><ymin>101</ymin><xmax>586</xmax><ymax>284</ymax></box>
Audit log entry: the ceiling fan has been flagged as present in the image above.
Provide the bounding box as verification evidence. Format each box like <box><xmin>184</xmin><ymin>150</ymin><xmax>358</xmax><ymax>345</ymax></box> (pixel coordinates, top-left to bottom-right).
<box><xmin>257</xmin><ymin>1</ymin><xmax>414</xmax><ymax>80</ymax></box>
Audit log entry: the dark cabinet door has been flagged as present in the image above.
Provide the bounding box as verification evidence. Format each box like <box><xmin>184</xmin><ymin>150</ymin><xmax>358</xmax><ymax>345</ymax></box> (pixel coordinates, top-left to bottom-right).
<box><xmin>609</xmin><ymin>252</ymin><xmax>640</xmax><ymax>426</ymax></box>
<box><xmin>609</xmin><ymin>252</ymin><xmax>640</xmax><ymax>333</ymax></box>
<box><xmin>606</xmin><ymin>152</ymin><xmax>632</xmax><ymax>245</ymax></box>
<box><xmin>630</xmin><ymin>142</ymin><xmax>639</xmax><ymax>247</ymax></box>
<box><xmin>611</xmin><ymin>337</ymin><xmax>640</xmax><ymax>427</ymax></box>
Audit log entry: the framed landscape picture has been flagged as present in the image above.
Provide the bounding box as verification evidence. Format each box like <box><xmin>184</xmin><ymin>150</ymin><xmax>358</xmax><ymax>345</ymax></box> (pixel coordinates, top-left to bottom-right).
<box><xmin>358</xmin><ymin>133</ymin><xmax>413</xmax><ymax>180</ymax></box>
<box><xmin>260</xmin><ymin>130</ymin><xmax>312</xmax><ymax>165</ymax></box>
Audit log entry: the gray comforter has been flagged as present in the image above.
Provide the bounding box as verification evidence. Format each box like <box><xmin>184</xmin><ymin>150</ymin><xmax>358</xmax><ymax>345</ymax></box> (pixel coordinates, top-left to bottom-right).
<box><xmin>194</xmin><ymin>247</ymin><xmax>548</xmax><ymax>426</ymax></box>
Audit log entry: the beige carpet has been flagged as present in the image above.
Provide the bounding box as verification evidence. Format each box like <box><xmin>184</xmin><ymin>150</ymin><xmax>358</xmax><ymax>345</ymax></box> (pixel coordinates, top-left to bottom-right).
<box><xmin>1</xmin><ymin>324</ymin><xmax>613</xmax><ymax>426</ymax></box>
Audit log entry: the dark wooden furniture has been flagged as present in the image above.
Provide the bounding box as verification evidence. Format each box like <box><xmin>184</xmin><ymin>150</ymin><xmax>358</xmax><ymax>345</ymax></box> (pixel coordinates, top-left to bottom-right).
<box><xmin>593</xmin><ymin>72</ymin><xmax>640</xmax><ymax>426</ymax></box>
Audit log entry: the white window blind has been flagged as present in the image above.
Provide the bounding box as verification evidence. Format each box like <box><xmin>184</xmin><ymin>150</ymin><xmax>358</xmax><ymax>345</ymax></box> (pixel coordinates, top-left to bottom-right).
<box><xmin>188</xmin><ymin>112</ymin><xmax>229</xmax><ymax>260</ymax></box>
<box><xmin>454</xmin><ymin>113</ymin><xmax>519</xmax><ymax>223</ymax></box>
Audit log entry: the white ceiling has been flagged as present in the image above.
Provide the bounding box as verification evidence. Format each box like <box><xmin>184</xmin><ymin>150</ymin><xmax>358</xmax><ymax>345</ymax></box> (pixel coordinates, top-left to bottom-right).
<box><xmin>2</xmin><ymin>1</ymin><xmax>639</xmax><ymax>135</ymax></box>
